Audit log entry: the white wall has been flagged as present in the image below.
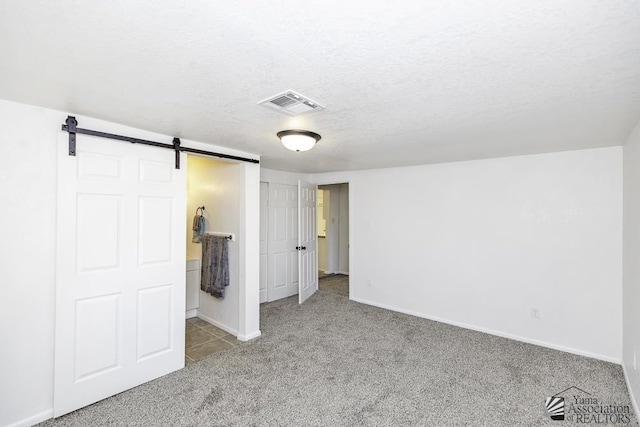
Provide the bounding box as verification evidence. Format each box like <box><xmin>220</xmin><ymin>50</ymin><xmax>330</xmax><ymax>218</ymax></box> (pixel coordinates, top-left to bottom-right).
<box><xmin>0</xmin><ymin>101</ymin><xmax>59</xmax><ymax>427</ymax></box>
<box><xmin>0</xmin><ymin>98</ymin><xmax>260</xmax><ymax>427</ymax></box>
<box><xmin>623</xmin><ymin>119</ymin><xmax>640</xmax><ymax>415</ymax></box>
<box><xmin>238</xmin><ymin>161</ymin><xmax>261</xmax><ymax>341</ymax></box>
<box><xmin>260</xmin><ymin>168</ymin><xmax>311</xmax><ymax>186</ymax></box>
<box><xmin>187</xmin><ymin>155</ymin><xmax>241</xmax><ymax>334</ymax></box>
<box><xmin>313</xmin><ymin>147</ymin><xmax>623</xmax><ymax>362</ymax></box>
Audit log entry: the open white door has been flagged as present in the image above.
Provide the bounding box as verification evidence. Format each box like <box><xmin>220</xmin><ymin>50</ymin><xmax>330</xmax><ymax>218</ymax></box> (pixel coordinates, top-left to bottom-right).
<box><xmin>259</xmin><ymin>182</ymin><xmax>268</xmax><ymax>303</ymax></box>
<box><xmin>54</xmin><ymin>133</ymin><xmax>186</xmax><ymax>417</ymax></box>
<box><xmin>298</xmin><ymin>180</ymin><xmax>318</xmax><ymax>304</ymax></box>
<box><xmin>267</xmin><ymin>183</ymin><xmax>299</xmax><ymax>301</ymax></box>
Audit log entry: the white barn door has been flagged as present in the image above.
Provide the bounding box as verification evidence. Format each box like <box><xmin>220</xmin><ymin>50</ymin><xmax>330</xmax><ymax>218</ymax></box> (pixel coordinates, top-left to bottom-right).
<box><xmin>298</xmin><ymin>180</ymin><xmax>318</xmax><ymax>304</ymax></box>
<box><xmin>54</xmin><ymin>133</ymin><xmax>186</xmax><ymax>417</ymax></box>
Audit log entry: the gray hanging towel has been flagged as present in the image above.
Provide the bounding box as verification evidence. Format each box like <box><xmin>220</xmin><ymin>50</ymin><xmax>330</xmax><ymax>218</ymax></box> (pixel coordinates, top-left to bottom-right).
<box><xmin>201</xmin><ymin>234</ymin><xmax>229</xmax><ymax>298</ymax></box>
<box><xmin>192</xmin><ymin>214</ymin><xmax>205</xmax><ymax>243</ymax></box>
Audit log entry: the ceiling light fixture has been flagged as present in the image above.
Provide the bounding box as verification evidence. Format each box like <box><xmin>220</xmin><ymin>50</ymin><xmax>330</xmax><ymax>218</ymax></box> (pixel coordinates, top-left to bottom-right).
<box><xmin>277</xmin><ymin>129</ymin><xmax>321</xmax><ymax>152</ymax></box>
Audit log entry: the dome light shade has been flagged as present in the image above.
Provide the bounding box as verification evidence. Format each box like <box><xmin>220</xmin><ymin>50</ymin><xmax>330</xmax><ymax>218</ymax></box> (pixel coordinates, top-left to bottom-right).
<box><xmin>277</xmin><ymin>130</ymin><xmax>321</xmax><ymax>152</ymax></box>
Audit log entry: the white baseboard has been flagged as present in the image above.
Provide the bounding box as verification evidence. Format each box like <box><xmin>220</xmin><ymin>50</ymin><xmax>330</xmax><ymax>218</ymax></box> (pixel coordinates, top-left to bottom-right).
<box><xmin>185</xmin><ymin>309</ymin><xmax>197</xmax><ymax>319</ymax></box>
<box><xmin>350</xmin><ymin>297</ymin><xmax>621</xmax><ymax>364</ymax></box>
<box><xmin>237</xmin><ymin>330</ymin><xmax>262</xmax><ymax>342</ymax></box>
<box><xmin>6</xmin><ymin>408</ymin><xmax>53</xmax><ymax>427</ymax></box>
<box><xmin>195</xmin><ymin>311</ymin><xmax>238</xmax><ymax>336</ymax></box>
<box><xmin>622</xmin><ymin>363</ymin><xmax>640</xmax><ymax>422</ymax></box>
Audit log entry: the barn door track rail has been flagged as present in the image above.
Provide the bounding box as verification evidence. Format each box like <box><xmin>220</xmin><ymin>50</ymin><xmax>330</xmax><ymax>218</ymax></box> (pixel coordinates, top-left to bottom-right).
<box><xmin>62</xmin><ymin>116</ymin><xmax>259</xmax><ymax>169</ymax></box>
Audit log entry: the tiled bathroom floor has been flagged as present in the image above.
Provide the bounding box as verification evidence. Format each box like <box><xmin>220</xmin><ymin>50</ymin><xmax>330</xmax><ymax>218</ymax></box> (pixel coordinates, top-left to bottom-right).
<box><xmin>185</xmin><ymin>317</ymin><xmax>245</xmax><ymax>364</ymax></box>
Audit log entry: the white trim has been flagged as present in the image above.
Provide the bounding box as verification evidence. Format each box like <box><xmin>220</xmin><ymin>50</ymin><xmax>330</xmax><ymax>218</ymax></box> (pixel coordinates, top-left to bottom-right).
<box><xmin>350</xmin><ymin>297</ymin><xmax>621</xmax><ymax>364</ymax></box>
<box><xmin>237</xmin><ymin>330</ymin><xmax>262</xmax><ymax>342</ymax></box>
<box><xmin>6</xmin><ymin>409</ymin><xmax>53</xmax><ymax>427</ymax></box>
<box><xmin>238</xmin><ymin>162</ymin><xmax>261</xmax><ymax>341</ymax></box>
<box><xmin>185</xmin><ymin>309</ymin><xmax>197</xmax><ymax>319</ymax></box>
<box><xmin>196</xmin><ymin>312</ymin><xmax>238</xmax><ymax>336</ymax></box>
<box><xmin>623</xmin><ymin>363</ymin><xmax>640</xmax><ymax>422</ymax></box>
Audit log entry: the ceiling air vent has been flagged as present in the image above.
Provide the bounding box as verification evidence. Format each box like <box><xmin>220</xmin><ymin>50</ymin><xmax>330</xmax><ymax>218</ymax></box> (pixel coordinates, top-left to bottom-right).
<box><xmin>258</xmin><ymin>90</ymin><xmax>326</xmax><ymax>116</ymax></box>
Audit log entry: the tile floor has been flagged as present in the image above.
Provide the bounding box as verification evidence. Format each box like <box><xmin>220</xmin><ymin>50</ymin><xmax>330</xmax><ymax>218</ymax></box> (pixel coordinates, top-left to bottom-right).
<box><xmin>184</xmin><ymin>274</ymin><xmax>348</xmax><ymax>364</ymax></box>
<box><xmin>185</xmin><ymin>317</ymin><xmax>245</xmax><ymax>364</ymax></box>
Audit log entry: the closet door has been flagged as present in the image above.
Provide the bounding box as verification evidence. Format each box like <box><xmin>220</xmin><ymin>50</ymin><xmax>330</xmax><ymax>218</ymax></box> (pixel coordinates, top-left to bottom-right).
<box><xmin>259</xmin><ymin>182</ymin><xmax>268</xmax><ymax>303</ymax></box>
<box><xmin>267</xmin><ymin>183</ymin><xmax>299</xmax><ymax>301</ymax></box>
<box><xmin>54</xmin><ymin>133</ymin><xmax>186</xmax><ymax>416</ymax></box>
<box><xmin>298</xmin><ymin>180</ymin><xmax>318</xmax><ymax>304</ymax></box>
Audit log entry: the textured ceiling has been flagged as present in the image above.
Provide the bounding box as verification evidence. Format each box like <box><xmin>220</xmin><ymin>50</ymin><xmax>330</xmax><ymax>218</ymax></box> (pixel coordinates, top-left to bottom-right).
<box><xmin>1</xmin><ymin>1</ymin><xmax>639</xmax><ymax>173</ymax></box>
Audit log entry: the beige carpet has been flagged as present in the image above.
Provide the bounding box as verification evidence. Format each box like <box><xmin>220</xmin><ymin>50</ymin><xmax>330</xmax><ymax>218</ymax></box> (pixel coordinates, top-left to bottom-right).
<box><xmin>40</xmin><ymin>290</ymin><xmax>637</xmax><ymax>426</ymax></box>
<box><xmin>318</xmin><ymin>273</ymin><xmax>349</xmax><ymax>297</ymax></box>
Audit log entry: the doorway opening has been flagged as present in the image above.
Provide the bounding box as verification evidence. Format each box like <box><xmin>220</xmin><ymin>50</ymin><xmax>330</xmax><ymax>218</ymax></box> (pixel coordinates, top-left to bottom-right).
<box><xmin>184</xmin><ymin>154</ymin><xmax>243</xmax><ymax>363</ymax></box>
<box><xmin>317</xmin><ymin>183</ymin><xmax>350</xmax><ymax>298</ymax></box>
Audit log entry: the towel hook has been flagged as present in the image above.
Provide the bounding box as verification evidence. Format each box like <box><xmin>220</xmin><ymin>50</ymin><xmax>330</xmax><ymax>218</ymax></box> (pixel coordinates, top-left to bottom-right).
<box><xmin>196</xmin><ymin>206</ymin><xmax>205</xmax><ymax>216</ymax></box>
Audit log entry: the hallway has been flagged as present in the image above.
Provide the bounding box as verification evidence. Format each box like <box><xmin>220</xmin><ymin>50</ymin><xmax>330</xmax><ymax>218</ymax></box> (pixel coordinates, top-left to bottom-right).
<box><xmin>318</xmin><ymin>274</ymin><xmax>349</xmax><ymax>297</ymax></box>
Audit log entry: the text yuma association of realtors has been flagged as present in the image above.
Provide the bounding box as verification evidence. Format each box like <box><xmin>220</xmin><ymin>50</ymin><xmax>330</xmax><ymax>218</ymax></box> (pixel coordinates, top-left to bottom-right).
<box><xmin>567</xmin><ymin>395</ymin><xmax>631</xmax><ymax>424</ymax></box>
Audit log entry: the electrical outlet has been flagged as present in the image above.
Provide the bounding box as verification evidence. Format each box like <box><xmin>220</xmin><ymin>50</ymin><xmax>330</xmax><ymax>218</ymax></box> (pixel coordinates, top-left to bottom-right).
<box><xmin>530</xmin><ymin>307</ymin><xmax>540</xmax><ymax>319</ymax></box>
